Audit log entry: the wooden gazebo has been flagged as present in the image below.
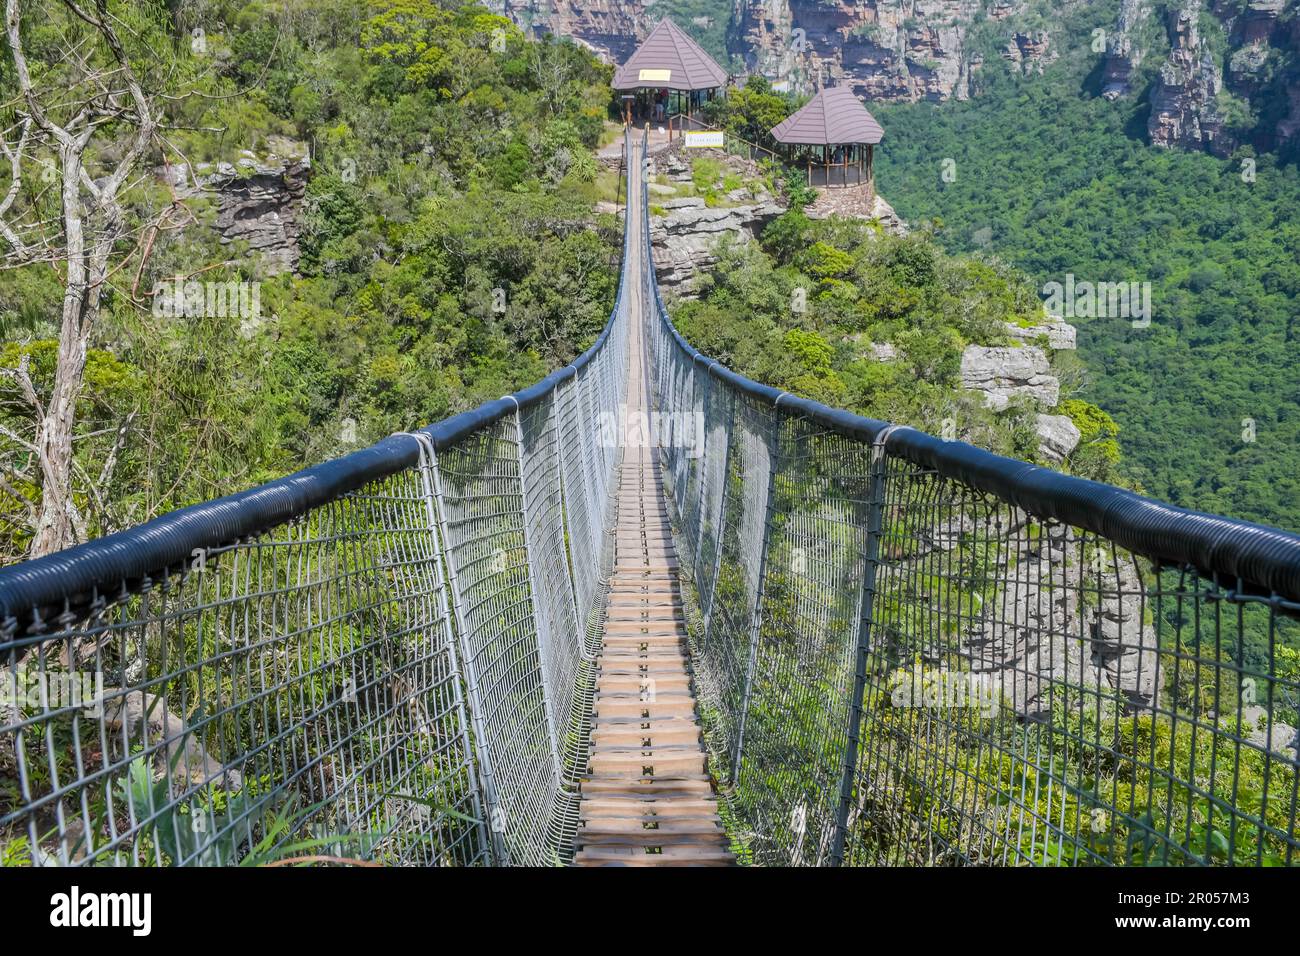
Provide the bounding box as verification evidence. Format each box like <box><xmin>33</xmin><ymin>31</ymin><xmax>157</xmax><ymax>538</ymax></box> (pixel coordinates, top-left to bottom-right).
<box><xmin>770</xmin><ymin>86</ymin><xmax>884</xmax><ymax>195</ymax></box>
<box><xmin>612</xmin><ymin>19</ymin><xmax>728</xmax><ymax>139</ymax></box>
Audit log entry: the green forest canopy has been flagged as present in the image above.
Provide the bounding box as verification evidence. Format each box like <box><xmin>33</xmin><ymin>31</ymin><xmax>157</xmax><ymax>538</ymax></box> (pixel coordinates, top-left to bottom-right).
<box><xmin>0</xmin><ymin>1</ymin><xmax>620</xmax><ymax>559</ymax></box>
<box><xmin>873</xmin><ymin>7</ymin><xmax>1300</xmax><ymax>534</ymax></box>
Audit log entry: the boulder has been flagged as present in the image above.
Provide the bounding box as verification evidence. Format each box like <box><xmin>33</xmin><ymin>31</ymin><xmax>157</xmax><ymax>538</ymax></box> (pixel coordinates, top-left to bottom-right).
<box><xmin>100</xmin><ymin>690</ymin><xmax>243</xmax><ymax>789</ymax></box>
<box><xmin>867</xmin><ymin>341</ymin><xmax>898</xmax><ymax>362</ymax></box>
<box><xmin>960</xmin><ymin>345</ymin><xmax>1059</xmax><ymax>410</ymax></box>
<box><xmin>1240</xmin><ymin>705</ymin><xmax>1300</xmax><ymax>759</ymax></box>
<box><xmin>1005</xmin><ymin>317</ymin><xmax>1077</xmax><ymax>350</ymax></box>
<box><xmin>1036</xmin><ymin>413</ymin><xmax>1081</xmax><ymax>464</ymax></box>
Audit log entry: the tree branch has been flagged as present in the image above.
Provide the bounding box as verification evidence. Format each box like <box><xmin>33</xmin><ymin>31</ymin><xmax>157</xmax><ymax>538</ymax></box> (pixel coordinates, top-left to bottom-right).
<box><xmin>5</xmin><ymin>0</ymin><xmax>73</xmax><ymax>148</ymax></box>
<box><xmin>0</xmin><ymin>114</ymin><xmax>32</xmax><ymax>257</ymax></box>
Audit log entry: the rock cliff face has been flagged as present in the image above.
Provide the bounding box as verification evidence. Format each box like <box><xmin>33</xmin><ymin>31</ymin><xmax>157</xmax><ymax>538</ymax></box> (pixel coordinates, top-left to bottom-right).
<box><xmin>1101</xmin><ymin>0</ymin><xmax>1154</xmax><ymax>100</ymax></box>
<box><xmin>734</xmin><ymin>0</ymin><xmax>991</xmax><ymax>102</ymax></box>
<box><xmin>502</xmin><ymin>0</ymin><xmax>642</xmax><ymax>61</ymax></box>
<box><xmin>651</xmin><ymin>196</ymin><xmax>784</xmax><ymax>290</ymax></box>
<box><xmin>170</xmin><ymin>137</ymin><xmax>311</xmax><ymax>275</ymax></box>
<box><xmin>645</xmin><ymin>145</ymin><xmax>784</xmax><ymax>292</ymax></box>
<box><xmin>1108</xmin><ymin>0</ymin><xmax>1300</xmax><ymax>156</ymax></box>
<box><xmin>881</xmin><ymin>503</ymin><xmax>1159</xmax><ymax>720</ymax></box>
<box><xmin>962</xmin><ymin>523</ymin><xmax>1159</xmax><ymax>718</ymax></box>
<box><xmin>1147</xmin><ymin>2</ymin><xmax>1228</xmax><ymax>153</ymax></box>
<box><xmin>515</xmin><ymin>1</ymin><xmax>1068</xmax><ymax>102</ymax></box>
<box><xmin>520</xmin><ymin>1</ymin><xmax>1299</xmax><ymax>155</ymax></box>
<box><xmin>1002</xmin><ymin>30</ymin><xmax>1056</xmax><ymax>75</ymax></box>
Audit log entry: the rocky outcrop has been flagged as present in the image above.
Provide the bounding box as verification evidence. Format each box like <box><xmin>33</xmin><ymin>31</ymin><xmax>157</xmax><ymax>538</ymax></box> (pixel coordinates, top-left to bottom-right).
<box><xmin>1036</xmin><ymin>413</ymin><xmax>1081</xmax><ymax>464</ymax></box>
<box><xmin>1101</xmin><ymin>0</ymin><xmax>1153</xmax><ymax>100</ymax></box>
<box><xmin>170</xmin><ymin>137</ymin><xmax>310</xmax><ymax>274</ymax></box>
<box><xmin>100</xmin><ymin>689</ymin><xmax>244</xmax><ymax>789</ymax></box>
<box><xmin>645</xmin><ymin>138</ymin><xmax>784</xmax><ymax>290</ymax></box>
<box><xmin>650</xmin><ymin>196</ymin><xmax>783</xmax><ymax>290</ymax></box>
<box><xmin>805</xmin><ymin>186</ymin><xmax>907</xmax><ymax>233</ymax></box>
<box><xmin>1240</xmin><ymin>704</ymin><xmax>1300</xmax><ymax>759</ymax></box>
<box><xmin>866</xmin><ymin>341</ymin><xmax>898</xmax><ymax>362</ymax></box>
<box><xmin>1148</xmin><ymin>2</ymin><xmax>1229</xmax><ymax>154</ymax></box>
<box><xmin>1003</xmin><ymin>31</ymin><xmax>1056</xmax><ymax>75</ymax></box>
<box><xmin>881</xmin><ymin>514</ymin><xmax>1160</xmax><ymax>720</ymax></box>
<box><xmin>862</xmin><ymin>309</ymin><xmax>1078</xmax><ymax>460</ymax></box>
<box><xmin>964</xmin><ymin>525</ymin><xmax>1160</xmax><ymax>718</ymax></box>
<box><xmin>960</xmin><ymin>345</ymin><xmax>1060</xmax><ymax>411</ymax></box>
<box><xmin>1004</xmin><ymin>317</ymin><xmax>1076</xmax><ymax>350</ymax></box>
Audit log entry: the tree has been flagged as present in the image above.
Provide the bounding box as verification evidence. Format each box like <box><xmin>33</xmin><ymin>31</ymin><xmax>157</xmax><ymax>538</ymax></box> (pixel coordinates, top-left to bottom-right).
<box><xmin>0</xmin><ymin>0</ymin><xmax>170</xmax><ymax>556</ymax></box>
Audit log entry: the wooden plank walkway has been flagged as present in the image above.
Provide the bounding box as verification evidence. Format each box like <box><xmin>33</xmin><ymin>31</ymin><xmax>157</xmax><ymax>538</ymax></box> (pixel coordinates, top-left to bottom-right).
<box><xmin>572</xmin><ymin>447</ymin><xmax>734</xmax><ymax>866</ymax></box>
<box><xmin>573</xmin><ymin>137</ymin><xmax>733</xmax><ymax>866</ymax></box>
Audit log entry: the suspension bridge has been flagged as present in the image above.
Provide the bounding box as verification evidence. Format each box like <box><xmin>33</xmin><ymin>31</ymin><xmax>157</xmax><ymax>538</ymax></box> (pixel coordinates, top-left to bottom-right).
<box><xmin>1</xmin><ymin>129</ymin><xmax>1299</xmax><ymax>867</ymax></box>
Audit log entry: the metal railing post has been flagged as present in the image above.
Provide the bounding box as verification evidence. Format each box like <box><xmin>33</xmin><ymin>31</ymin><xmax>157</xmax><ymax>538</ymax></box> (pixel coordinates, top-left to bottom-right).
<box><xmin>553</xmin><ymin>377</ymin><xmax>587</xmax><ymax>658</ymax></box>
<box><xmin>426</xmin><ymin>439</ymin><xmax>509</xmax><ymax>865</ymax></box>
<box><xmin>731</xmin><ymin>393</ymin><xmax>787</xmax><ymax>784</ymax></box>
<box><xmin>829</xmin><ymin>426</ymin><xmax>896</xmax><ymax>866</ymax></box>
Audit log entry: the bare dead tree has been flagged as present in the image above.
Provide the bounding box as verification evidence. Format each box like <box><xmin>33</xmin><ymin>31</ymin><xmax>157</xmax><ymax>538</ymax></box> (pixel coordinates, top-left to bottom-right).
<box><xmin>0</xmin><ymin>0</ymin><xmax>160</xmax><ymax>557</ymax></box>
<box><xmin>528</xmin><ymin>36</ymin><xmax>577</xmax><ymax>116</ymax></box>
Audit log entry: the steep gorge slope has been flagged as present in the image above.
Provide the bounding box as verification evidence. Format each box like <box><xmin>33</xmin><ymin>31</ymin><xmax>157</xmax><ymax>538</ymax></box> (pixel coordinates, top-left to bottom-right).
<box><xmin>875</xmin><ymin>41</ymin><xmax>1300</xmax><ymax>532</ymax></box>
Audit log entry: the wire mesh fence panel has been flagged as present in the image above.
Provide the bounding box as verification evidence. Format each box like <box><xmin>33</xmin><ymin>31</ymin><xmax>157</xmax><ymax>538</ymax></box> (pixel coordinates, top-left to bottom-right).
<box><xmin>556</xmin><ymin>374</ymin><xmax>599</xmax><ymax>629</ymax></box>
<box><xmin>694</xmin><ymin>391</ymin><xmax>774</xmax><ymax>788</ymax></box>
<box><xmin>431</xmin><ymin>417</ymin><xmax>561</xmax><ymax>866</ymax></box>
<box><xmin>0</xmin><ymin>468</ymin><xmax>486</xmax><ymax>867</ymax></box>
<box><xmin>692</xmin><ymin>380</ymin><xmax>733</xmax><ymax>628</ymax></box>
<box><xmin>518</xmin><ymin>393</ymin><xmax>596</xmax><ymax>826</ymax></box>
<box><xmin>642</xmin><ymin>122</ymin><xmax>1300</xmax><ymax>866</ymax></box>
<box><xmin>519</xmin><ymin>396</ymin><xmax>582</xmax><ymax>759</ymax></box>
<box><xmin>730</xmin><ymin>420</ymin><xmax>870</xmax><ymax>865</ymax></box>
<box><xmin>667</xmin><ymin>362</ymin><xmax>702</xmax><ymax>551</ymax></box>
<box><xmin>844</xmin><ymin>457</ymin><xmax>1300</xmax><ymax>866</ymax></box>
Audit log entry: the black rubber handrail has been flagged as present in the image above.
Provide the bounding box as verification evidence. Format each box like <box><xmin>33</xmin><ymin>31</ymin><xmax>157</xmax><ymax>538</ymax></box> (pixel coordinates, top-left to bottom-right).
<box><xmin>8</xmin><ymin>125</ymin><xmax>1300</xmax><ymax>633</ymax></box>
<box><xmin>641</xmin><ymin>132</ymin><xmax>1300</xmax><ymax>604</ymax></box>
<box><xmin>0</xmin><ymin>136</ymin><xmax>635</xmax><ymax>634</ymax></box>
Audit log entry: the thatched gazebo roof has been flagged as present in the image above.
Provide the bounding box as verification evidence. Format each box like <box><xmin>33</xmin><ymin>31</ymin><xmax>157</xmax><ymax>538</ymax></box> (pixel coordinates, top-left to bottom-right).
<box><xmin>770</xmin><ymin>86</ymin><xmax>884</xmax><ymax>146</ymax></box>
<box><xmin>612</xmin><ymin>19</ymin><xmax>728</xmax><ymax>92</ymax></box>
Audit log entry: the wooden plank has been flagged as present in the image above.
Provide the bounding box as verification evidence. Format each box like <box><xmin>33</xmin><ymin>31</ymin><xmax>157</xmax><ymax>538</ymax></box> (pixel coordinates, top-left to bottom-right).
<box><xmin>574</xmin><ymin>214</ymin><xmax>734</xmax><ymax>865</ymax></box>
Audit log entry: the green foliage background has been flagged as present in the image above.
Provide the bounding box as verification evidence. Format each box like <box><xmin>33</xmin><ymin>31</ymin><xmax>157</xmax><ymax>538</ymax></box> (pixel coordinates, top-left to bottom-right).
<box><xmin>873</xmin><ymin>0</ymin><xmax>1300</xmax><ymax>532</ymax></box>
<box><xmin>0</xmin><ymin>0</ymin><xmax>621</xmax><ymax>560</ymax></box>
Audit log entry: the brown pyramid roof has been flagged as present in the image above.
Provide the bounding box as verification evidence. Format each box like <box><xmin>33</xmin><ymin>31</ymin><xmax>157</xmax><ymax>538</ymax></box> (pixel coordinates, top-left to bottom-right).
<box><xmin>770</xmin><ymin>86</ymin><xmax>884</xmax><ymax>146</ymax></box>
<box><xmin>612</xmin><ymin>18</ymin><xmax>728</xmax><ymax>92</ymax></box>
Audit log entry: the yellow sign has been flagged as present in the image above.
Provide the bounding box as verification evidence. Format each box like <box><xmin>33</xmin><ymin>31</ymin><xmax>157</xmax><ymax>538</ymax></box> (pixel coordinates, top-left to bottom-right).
<box><xmin>684</xmin><ymin>131</ymin><xmax>725</xmax><ymax>148</ymax></box>
<box><xmin>638</xmin><ymin>69</ymin><xmax>672</xmax><ymax>82</ymax></box>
